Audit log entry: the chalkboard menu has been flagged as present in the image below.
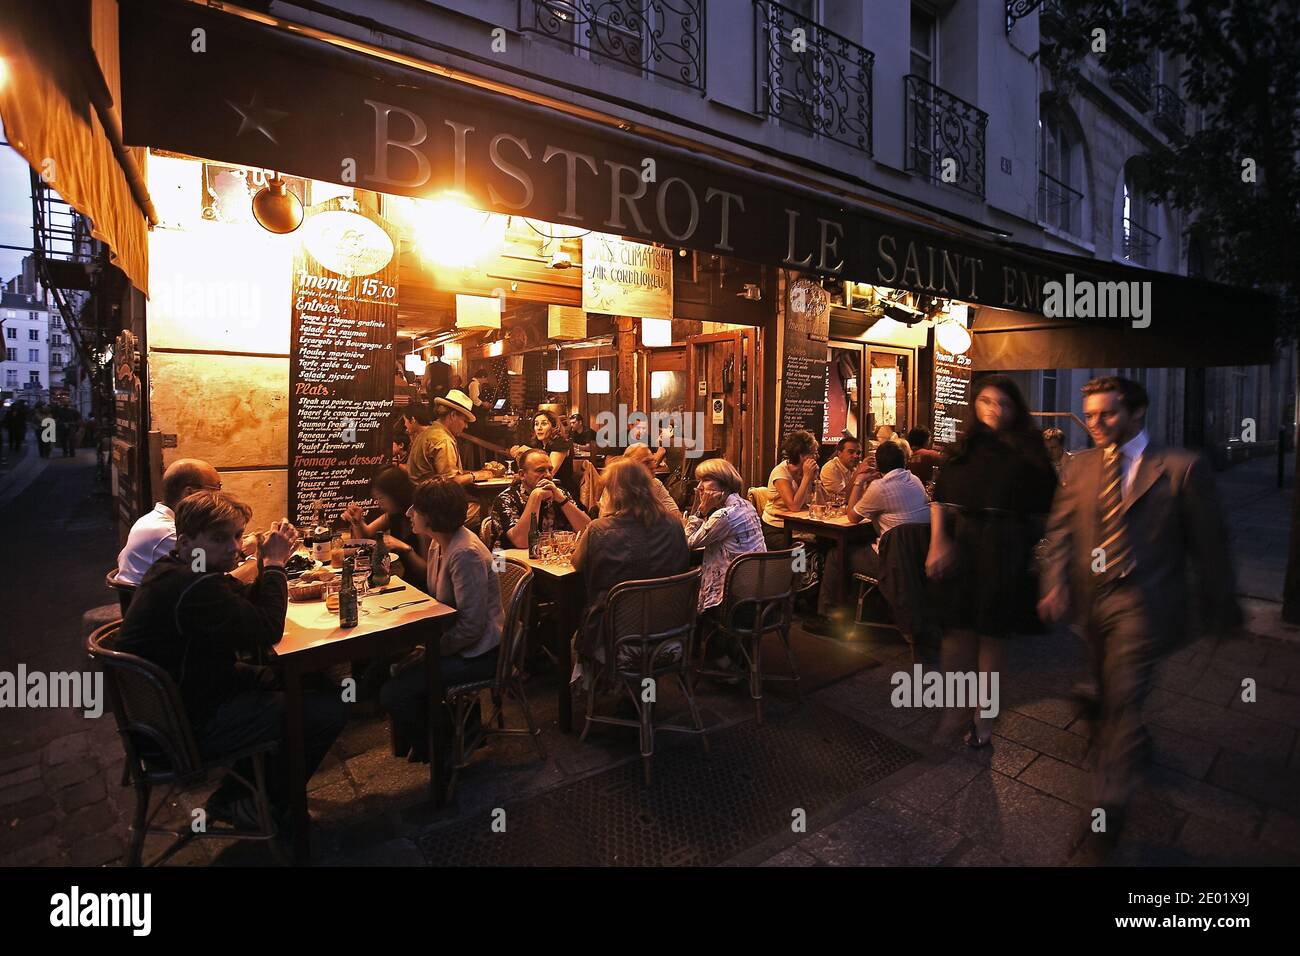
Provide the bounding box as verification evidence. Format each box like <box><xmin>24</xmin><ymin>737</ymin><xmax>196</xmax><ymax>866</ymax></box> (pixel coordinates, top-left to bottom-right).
<box><xmin>289</xmin><ymin>197</ymin><xmax>399</xmax><ymax>526</ymax></box>
<box><xmin>932</xmin><ymin>346</ymin><xmax>973</xmax><ymax>451</ymax></box>
<box><xmin>781</xmin><ymin>355</ymin><xmax>828</xmax><ymax>437</ymax></box>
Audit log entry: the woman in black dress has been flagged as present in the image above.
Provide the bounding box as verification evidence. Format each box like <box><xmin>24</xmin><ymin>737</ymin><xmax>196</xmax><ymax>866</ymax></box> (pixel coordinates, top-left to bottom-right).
<box><xmin>926</xmin><ymin>375</ymin><xmax>1057</xmax><ymax>747</ymax></box>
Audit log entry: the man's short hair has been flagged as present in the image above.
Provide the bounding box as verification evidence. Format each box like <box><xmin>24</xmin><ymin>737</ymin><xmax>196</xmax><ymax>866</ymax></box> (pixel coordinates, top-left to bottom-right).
<box><xmin>906</xmin><ymin>427</ymin><xmax>929</xmax><ymax>449</ymax></box>
<box><xmin>161</xmin><ymin>459</ymin><xmax>217</xmax><ymax>508</ymax></box>
<box><xmin>175</xmin><ymin>491</ymin><xmax>252</xmax><ymax>539</ymax></box>
<box><xmin>404</xmin><ymin>403</ymin><xmax>434</xmax><ymax>426</ymax></box>
<box><xmin>837</xmin><ymin>436</ymin><xmax>861</xmax><ymax>453</ymax></box>
<box><xmin>875</xmin><ymin>440</ymin><xmax>905</xmax><ymax>474</ymax></box>
<box><xmin>1082</xmin><ymin>376</ymin><xmax>1149</xmax><ymax>414</ymax></box>
<box><xmin>411</xmin><ymin>478</ymin><xmax>468</xmax><ymax>533</ymax></box>
<box><xmin>517</xmin><ymin>447</ymin><xmax>550</xmax><ymax>471</ymax></box>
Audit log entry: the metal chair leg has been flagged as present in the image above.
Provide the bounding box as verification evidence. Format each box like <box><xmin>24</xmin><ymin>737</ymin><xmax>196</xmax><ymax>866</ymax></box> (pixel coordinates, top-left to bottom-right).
<box><xmin>128</xmin><ymin>781</ymin><xmax>150</xmax><ymax>867</ymax></box>
<box><xmin>675</xmin><ymin>671</ymin><xmax>710</xmax><ymax>755</ymax></box>
<box><xmin>749</xmin><ymin>634</ymin><xmax>764</xmax><ymax>725</ymax></box>
<box><xmin>579</xmin><ymin>672</ymin><xmax>598</xmax><ymax>743</ymax></box>
<box><xmin>779</xmin><ymin>628</ymin><xmax>803</xmax><ymax>703</ymax></box>
<box><xmin>637</xmin><ymin>689</ymin><xmax>654</xmax><ymax>786</ymax></box>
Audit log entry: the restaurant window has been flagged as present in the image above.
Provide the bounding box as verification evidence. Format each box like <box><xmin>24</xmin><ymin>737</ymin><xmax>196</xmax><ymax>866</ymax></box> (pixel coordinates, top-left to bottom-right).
<box><xmin>866</xmin><ymin>347</ymin><xmax>912</xmax><ymax>438</ymax></box>
<box><xmin>1038</xmin><ymin>112</ymin><xmax>1085</xmax><ymax>238</ymax></box>
<box><xmin>825</xmin><ymin>344</ymin><xmax>862</xmax><ymax>442</ymax></box>
<box><xmin>1040</xmin><ymin>369</ymin><xmax>1057</xmax><ymax>414</ymax></box>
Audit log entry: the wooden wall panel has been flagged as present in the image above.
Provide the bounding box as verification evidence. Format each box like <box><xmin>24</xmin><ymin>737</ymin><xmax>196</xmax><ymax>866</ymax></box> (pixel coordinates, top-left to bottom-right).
<box><xmin>218</xmin><ymin>469</ymin><xmax>289</xmax><ymax>529</ymax></box>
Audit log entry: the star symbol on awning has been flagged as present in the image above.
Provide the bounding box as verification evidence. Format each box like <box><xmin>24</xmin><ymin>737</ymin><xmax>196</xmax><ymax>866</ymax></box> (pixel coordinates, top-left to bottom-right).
<box><xmin>226</xmin><ymin>93</ymin><xmax>289</xmax><ymax>144</ymax></box>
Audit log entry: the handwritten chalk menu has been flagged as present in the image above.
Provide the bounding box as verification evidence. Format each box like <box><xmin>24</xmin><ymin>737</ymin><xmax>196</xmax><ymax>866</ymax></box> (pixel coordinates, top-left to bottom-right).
<box><xmin>781</xmin><ymin>354</ymin><xmax>828</xmax><ymax>438</ymax></box>
<box><xmin>289</xmin><ymin>197</ymin><xmax>399</xmax><ymax>526</ymax></box>
<box><xmin>932</xmin><ymin>346</ymin><xmax>973</xmax><ymax>451</ymax></box>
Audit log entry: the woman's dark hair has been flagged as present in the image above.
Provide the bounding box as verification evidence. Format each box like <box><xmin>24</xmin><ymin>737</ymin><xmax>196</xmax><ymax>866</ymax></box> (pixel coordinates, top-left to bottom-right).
<box><xmin>411</xmin><ymin>478</ymin><xmax>468</xmax><ymax>533</ymax></box>
<box><xmin>950</xmin><ymin>374</ymin><xmax>1049</xmax><ymax>466</ymax></box>
<box><xmin>372</xmin><ymin>466</ymin><xmax>414</xmax><ymax>515</ymax></box>
<box><xmin>780</xmin><ymin>429</ymin><xmax>819</xmax><ymax>465</ymax></box>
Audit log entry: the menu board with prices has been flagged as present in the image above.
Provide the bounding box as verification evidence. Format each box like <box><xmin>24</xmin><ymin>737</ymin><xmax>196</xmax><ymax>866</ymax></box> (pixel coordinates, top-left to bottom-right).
<box><xmin>781</xmin><ymin>354</ymin><xmax>828</xmax><ymax>438</ymax></box>
<box><xmin>289</xmin><ymin>197</ymin><xmax>399</xmax><ymax>527</ymax></box>
<box><xmin>932</xmin><ymin>346</ymin><xmax>972</xmax><ymax>451</ymax></box>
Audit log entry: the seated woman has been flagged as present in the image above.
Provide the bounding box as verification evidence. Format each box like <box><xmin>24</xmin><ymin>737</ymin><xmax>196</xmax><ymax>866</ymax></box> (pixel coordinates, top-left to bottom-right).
<box><xmin>596</xmin><ymin>444</ymin><xmax>680</xmax><ymax>517</ymax></box>
<box><xmin>379</xmin><ymin>478</ymin><xmax>503</xmax><ymax>763</ymax></box>
<box><xmin>685</xmin><ymin>458</ymin><xmax>767</xmax><ymax>671</ymax></box>
<box><xmin>572</xmin><ymin>457</ymin><xmax>689</xmax><ymax>675</ymax></box>
<box><xmin>341</xmin><ymin>465</ymin><xmax>428</xmax><ymax>583</ymax></box>
<box><xmin>761</xmin><ymin>429</ymin><xmax>821</xmax><ymax>550</ymax></box>
<box><xmin>510</xmin><ymin>410</ymin><xmax>580</xmax><ymax>503</ymax></box>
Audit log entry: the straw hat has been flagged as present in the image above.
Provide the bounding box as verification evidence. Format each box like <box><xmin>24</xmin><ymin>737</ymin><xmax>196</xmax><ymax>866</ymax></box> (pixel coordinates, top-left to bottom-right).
<box><xmin>434</xmin><ymin>388</ymin><xmax>476</xmax><ymax>423</ymax></box>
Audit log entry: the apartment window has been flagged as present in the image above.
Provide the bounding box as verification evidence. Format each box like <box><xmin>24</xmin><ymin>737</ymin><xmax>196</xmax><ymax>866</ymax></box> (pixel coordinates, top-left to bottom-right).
<box><xmin>29</xmin><ymin>311</ymin><xmax>39</xmax><ymax>321</ymax></box>
<box><xmin>5</xmin><ymin>348</ymin><xmax>15</xmax><ymax>361</ymax></box>
<box><xmin>28</xmin><ymin>349</ymin><xmax>40</xmax><ymax>362</ymax></box>
<box><xmin>52</xmin><ymin>334</ymin><xmax>62</xmax><ymax>346</ymax></box>
<box><xmin>910</xmin><ymin>5</ymin><xmax>937</xmax><ymax>84</ymax></box>
<box><xmin>51</xmin><ymin>315</ymin><xmax>61</xmax><ymax>328</ymax></box>
<box><xmin>52</xmin><ymin>352</ymin><xmax>63</xmax><ymax>366</ymax></box>
<box><xmin>5</xmin><ymin>369</ymin><xmax>16</xmax><ymax>387</ymax></box>
<box><xmin>4</xmin><ymin>327</ymin><xmax>13</xmax><ymax>340</ymax></box>
<box><xmin>28</xmin><ymin>329</ymin><xmax>38</xmax><ymax>341</ymax></box>
<box><xmin>1039</xmin><ymin>114</ymin><xmax>1086</xmax><ymax>237</ymax></box>
<box><xmin>28</xmin><ymin>371</ymin><xmax>39</xmax><ymax>386</ymax></box>
<box><xmin>1121</xmin><ymin>167</ymin><xmax>1160</xmax><ymax>266</ymax></box>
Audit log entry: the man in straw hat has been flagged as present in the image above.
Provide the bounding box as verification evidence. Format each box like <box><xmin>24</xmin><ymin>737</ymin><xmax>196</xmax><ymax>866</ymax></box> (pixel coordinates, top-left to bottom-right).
<box><xmin>405</xmin><ymin>389</ymin><xmax>482</xmax><ymax>524</ymax></box>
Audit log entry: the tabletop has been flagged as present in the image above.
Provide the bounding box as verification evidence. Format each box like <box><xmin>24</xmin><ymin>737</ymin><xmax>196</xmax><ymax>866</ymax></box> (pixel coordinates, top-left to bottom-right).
<box><xmin>472</xmin><ymin>476</ymin><xmax>514</xmax><ymax>489</ymax></box>
<box><xmin>276</xmin><ymin>574</ymin><xmax>456</xmax><ymax>657</ymax></box>
<box><xmin>781</xmin><ymin>510</ymin><xmax>860</xmax><ymax>530</ymax></box>
<box><xmin>502</xmin><ymin>547</ymin><xmax>580</xmax><ymax>579</ymax></box>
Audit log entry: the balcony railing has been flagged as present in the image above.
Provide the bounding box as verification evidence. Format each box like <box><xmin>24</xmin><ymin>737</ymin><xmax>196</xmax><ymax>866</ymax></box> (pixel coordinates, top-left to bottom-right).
<box><xmin>1122</xmin><ymin>217</ymin><xmax>1160</xmax><ymax>266</ymax></box>
<box><xmin>518</xmin><ymin>0</ymin><xmax>705</xmax><ymax>90</ymax></box>
<box><xmin>1038</xmin><ymin>170</ymin><xmax>1084</xmax><ymax>236</ymax></box>
<box><xmin>755</xmin><ymin>0</ymin><xmax>874</xmax><ymax>155</ymax></box>
<box><xmin>904</xmin><ymin>75</ymin><xmax>988</xmax><ymax>198</ymax></box>
<box><xmin>1110</xmin><ymin>59</ymin><xmax>1153</xmax><ymax>111</ymax></box>
<box><xmin>1154</xmin><ymin>83</ymin><xmax>1186</xmax><ymax>139</ymax></box>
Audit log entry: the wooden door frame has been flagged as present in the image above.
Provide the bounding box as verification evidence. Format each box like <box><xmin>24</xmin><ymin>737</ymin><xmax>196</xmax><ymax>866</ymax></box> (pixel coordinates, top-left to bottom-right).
<box><xmin>685</xmin><ymin>329</ymin><xmax>759</xmax><ymax>486</ymax></box>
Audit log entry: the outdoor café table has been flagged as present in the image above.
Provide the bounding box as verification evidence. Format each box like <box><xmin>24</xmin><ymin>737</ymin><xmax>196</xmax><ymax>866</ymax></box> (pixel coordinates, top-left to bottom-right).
<box><xmin>781</xmin><ymin>510</ymin><xmax>878</xmax><ymax>606</ymax></box>
<box><xmin>272</xmin><ymin>574</ymin><xmax>456</xmax><ymax>863</ymax></box>
<box><xmin>502</xmin><ymin>548</ymin><xmax>581</xmax><ymax>734</ymax></box>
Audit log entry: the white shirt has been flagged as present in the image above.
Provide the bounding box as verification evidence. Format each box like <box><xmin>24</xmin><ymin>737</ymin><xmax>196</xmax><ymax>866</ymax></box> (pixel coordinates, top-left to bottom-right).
<box><xmin>1114</xmin><ymin>429</ymin><xmax>1149</xmax><ymax>501</ymax></box>
<box><xmin>116</xmin><ymin>503</ymin><xmax>176</xmax><ymax>585</ymax></box>
<box><xmin>853</xmin><ymin>468</ymin><xmax>930</xmax><ymax>551</ymax></box>
<box><xmin>820</xmin><ymin>457</ymin><xmax>852</xmax><ymax>498</ymax></box>
<box><xmin>468</xmin><ymin>377</ymin><xmax>483</xmax><ymax>407</ymax></box>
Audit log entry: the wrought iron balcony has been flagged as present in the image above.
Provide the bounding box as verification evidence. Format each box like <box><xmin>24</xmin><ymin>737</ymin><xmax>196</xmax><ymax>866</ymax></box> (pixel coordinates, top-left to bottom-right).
<box><xmin>518</xmin><ymin>0</ymin><xmax>705</xmax><ymax>90</ymax></box>
<box><xmin>904</xmin><ymin>75</ymin><xmax>987</xmax><ymax>198</ymax></box>
<box><xmin>755</xmin><ymin>0</ymin><xmax>874</xmax><ymax>155</ymax></box>
<box><xmin>1109</xmin><ymin>59</ymin><xmax>1153</xmax><ymax>111</ymax></box>
<box><xmin>1005</xmin><ymin>0</ymin><xmax>1066</xmax><ymax>34</ymax></box>
<box><xmin>1122</xmin><ymin>217</ymin><xmax>1160</xmax><ymax>267</ymax></box>
<box><xmin>1038</xmin><ymin>170</ymin><xmax>1084</xmax><ymax>236</ymax></box>
<box><xmin>1154</xmin><ymin>83</ymin><xmax>1186</xmax><ymax>139</ymax></box>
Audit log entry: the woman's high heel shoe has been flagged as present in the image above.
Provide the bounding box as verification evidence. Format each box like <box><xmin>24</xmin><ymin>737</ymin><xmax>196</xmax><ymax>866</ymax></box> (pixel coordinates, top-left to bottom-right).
<box><xmin>964</xmin><ymin>721</ymin><xmax>992</xmax><ymax>749</ymax></box>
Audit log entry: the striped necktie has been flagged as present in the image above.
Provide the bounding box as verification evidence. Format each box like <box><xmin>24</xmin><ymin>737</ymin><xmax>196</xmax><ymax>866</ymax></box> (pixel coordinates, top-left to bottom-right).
<box><xmin>1097</xmin><ymin>445</ymin><xmax>1132</xmax><ymax>580</ymax></box>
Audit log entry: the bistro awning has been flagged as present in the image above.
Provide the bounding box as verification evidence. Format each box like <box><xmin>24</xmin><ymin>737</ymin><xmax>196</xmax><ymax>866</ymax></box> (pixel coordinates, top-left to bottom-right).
<box><xmin>117</xmin><ymin>0</ymin><xmax>1273</xmax><ymax>366</ymax></box>
<box><xmin>0</xmin><ymin>1</ymin><xmax>151</xmax><ymax>292</ymax></box>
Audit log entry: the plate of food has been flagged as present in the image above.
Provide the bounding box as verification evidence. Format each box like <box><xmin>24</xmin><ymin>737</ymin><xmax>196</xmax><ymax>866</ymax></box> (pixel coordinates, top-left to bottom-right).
<box><xmin>284</xmin><ymin>553</ymin><xmax>319</xmax><ymax>578</ymax></box>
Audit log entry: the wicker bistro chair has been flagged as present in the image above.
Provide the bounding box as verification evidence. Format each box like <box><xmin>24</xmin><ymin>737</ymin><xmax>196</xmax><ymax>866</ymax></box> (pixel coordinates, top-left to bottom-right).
<box><xmin>85</xmin><ymin>622</ymin><xmax>285</xmax><ymax>867</ymax></box>
<box><xmin>580</xmin><ymin>568</ymin><xmax>707</xmax><ymax>785</ymax></box>
<box><xmin>697</xmin><ymin>550</ymin><xmax>801</xmax><ymax>724</ymax></box>
<box><xmin>105</xmin><ymin>566</ymin><xmax>136</xmax><ymax>616</ymax></box>
<box><xmin>444</xmin><ymin>558</ymin><xmax>545</xmax><ymax>800</ymax></box>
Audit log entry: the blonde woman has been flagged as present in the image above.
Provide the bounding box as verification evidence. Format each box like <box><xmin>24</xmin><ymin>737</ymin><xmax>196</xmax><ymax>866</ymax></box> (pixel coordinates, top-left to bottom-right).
<box><xmin>597</xmin><ymin>443</ymin><xmax>680</xmax><ymax>517</ymax></box>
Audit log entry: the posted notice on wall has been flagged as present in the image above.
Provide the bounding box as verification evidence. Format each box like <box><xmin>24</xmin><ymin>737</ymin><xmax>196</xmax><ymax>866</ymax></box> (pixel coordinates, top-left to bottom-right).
<box><xmin>582</xmin><ymin>233</ymin><xmax>673</xmax><ymax>318</ymax></box>
<box><xmin>289</xmin><ymin>197</ymin><xmax>399</xmax><ymax>526</ymax></box>
<box><xmin>932</xmin><ymin>346</ymin><xmax>972</xmax><ymax>450</ymax></box>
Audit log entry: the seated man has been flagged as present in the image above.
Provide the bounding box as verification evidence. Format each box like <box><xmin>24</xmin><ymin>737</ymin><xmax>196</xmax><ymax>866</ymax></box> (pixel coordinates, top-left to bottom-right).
<box><xmin>488</xmin><ymin>448</ymin><xmax>591</xmax><ymax>549</ymax></box>
<box><xmin>116</xmin><ymin>491</ymin><xmax>346</xmax><ymax>828</ymax></box>
<box><xmin>820</xmin><ymin>436</ymin><xmax>862</xmax><ymax>499</ymax></box>
<box><xmin>116</xmin><ymin>458</ymin><xmax>258</xmax><ymax>586</ymax></box>
<box><xmin>845</xmin><ymin>440</ymin><xmax>930</xmax><ymax>577</ymax></box>
<box><xmin>906</xmin><ymin>427</ymin><xmax>944</xmax><ymax>484</ymax></box>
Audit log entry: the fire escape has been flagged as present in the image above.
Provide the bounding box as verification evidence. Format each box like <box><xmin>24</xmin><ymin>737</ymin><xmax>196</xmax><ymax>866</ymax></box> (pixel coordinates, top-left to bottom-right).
<box><xmin>30</xmin><ymin>170</ymin><xmax>122</xmax><ymax>426</ymax></box>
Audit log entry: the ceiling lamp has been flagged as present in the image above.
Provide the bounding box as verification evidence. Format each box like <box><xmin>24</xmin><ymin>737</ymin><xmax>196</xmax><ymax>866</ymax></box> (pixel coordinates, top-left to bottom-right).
<box><xmin>547</xmin><ymin>348</ymin><xmax>569</xmax><ymax>392</ymax></box>
<box><xmin>487</xmin><ymin>340</ymin><xmax>503</xmax><ymax>357</ymax></box>
<box><xmin>404</xmin><ymin>352</ymin><xmax>427</xmax><ymax>375</ymax></box>
<box><xmin>641</xmin><ymin>317</ymin><xmax>672</xmax><ymax>347</ymax></box>
<box><xmin>935</xmin><ymin>320</ymin><xmax>973</xmax><ymax>355</ymax></box>
<box><xmin>251</xmin><ymin>173</ymin><xmax>304</xmax><ymax>234</ymax></box>
<box><xmin>587</xmin><ymin>353</ymin><xmax>610</xmax><ymax>394</ymax></box>
<box><xmin>442</xmin><ymin>342</ymin><xmax>462</xmax><ymax>362</ymax></box>
<box><xmin>413</xmin><ymin>192</ymin><xmax>507</xmax><ymax>268</ymax></box>
<box><xmin>455</xmin><ymin>293</ymin><xmax>502</xmax><ymax>331</ymax></box>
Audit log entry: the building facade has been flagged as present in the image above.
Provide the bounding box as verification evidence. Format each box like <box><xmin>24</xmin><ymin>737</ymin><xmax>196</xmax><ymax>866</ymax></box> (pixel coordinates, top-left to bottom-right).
<box><xmin>1</xmin><ymin>291</ymin><xmax>49</xmax><ymax>404</ymax></box>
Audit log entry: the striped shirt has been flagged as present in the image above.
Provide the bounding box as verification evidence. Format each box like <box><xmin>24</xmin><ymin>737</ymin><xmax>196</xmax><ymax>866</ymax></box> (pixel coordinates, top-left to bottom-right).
<box><xmin>853</xmin><ymin>468</ymin><xmax>930</xmax><ymax>551</ymax></box>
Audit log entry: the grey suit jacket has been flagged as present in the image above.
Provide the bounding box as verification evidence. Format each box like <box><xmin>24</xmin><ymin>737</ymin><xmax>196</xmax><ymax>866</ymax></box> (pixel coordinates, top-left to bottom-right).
<box><xmin>1040</xmin><ymin>441</ymin><xmax>1240</xmax><ymax>649</ymax></box>
<box><xmin>425</xmin><ymin>527</ymin><xmax>503</xmax><ymax>659</ymax></box>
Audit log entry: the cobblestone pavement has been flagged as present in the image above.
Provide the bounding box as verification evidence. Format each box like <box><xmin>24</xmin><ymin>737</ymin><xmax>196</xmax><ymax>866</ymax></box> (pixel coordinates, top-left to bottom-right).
<box><xmin>2</xmin><ymin>451</ymin><xmax>1298</xmax><ymax>866</ymax></box>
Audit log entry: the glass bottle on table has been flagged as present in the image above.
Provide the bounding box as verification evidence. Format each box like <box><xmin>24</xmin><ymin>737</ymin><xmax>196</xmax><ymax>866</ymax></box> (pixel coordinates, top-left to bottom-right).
<box><xmin>338</xmin><ymin>556</ymin><xmax>359</xmax><ymax>628</ymax></box>
<box><xmin>369</xmin><ymin>534</ymin><xmax>390</xmax><ymax>589</ymax></box>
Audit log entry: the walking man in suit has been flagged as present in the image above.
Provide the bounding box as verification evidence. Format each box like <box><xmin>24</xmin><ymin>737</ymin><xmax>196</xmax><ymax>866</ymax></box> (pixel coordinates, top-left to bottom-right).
<box><xmin>1038</xmin><ymin>376</ymin><xmax>1240</xmax><ymax>862</ymax></box>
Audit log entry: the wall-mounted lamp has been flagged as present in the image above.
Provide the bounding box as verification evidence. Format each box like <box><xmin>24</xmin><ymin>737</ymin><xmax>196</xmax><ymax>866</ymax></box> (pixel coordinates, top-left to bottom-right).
<box><xmin>251</xmin><ymin>173</ymin><xmax>304</xmax><ymax>234</ymax></box>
